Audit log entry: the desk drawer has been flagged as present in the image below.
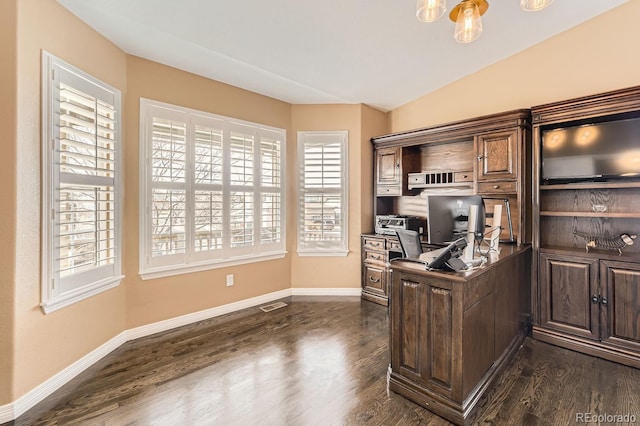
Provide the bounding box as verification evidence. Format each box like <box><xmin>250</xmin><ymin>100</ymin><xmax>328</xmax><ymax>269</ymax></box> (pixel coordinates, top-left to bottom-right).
<box><xmin>478</xmin><ymin>180</ymin><xmax>517</xmax><ymax>194</ymax></box>
<box><xmin>363</xmin><ymin>236</ymin><xmax>386</xmax><ymax>250</ymax></box>
<box><xmin>366</xmin><ymin>251</ymin><xmax>387</xmax><ymax>263</ymax></box>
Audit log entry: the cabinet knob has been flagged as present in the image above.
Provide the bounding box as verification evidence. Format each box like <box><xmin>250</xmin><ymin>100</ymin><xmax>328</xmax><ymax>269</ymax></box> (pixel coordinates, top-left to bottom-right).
<box><xmin>601</xmin><ymin>296</ymin><xmax>608</xmax><ymax>306</ymax></box>
<box><xmin>396</xmin><ymin>163</ymin><xmax>400</xmax><ymax>169</ymax></box>
<box><xmin>592</xmin><ymin>295</ymin><xmax>600</xmax><ymax>304</ymax></box>
<box><xmin>477</xmin><ymin>155</ymin><xmax>483</xmax><ymax>161</ymax></box>
<box><xmin>493</xmin><ymin>185</ymin><xmax>500</xmax><ymax>189</ymax></box>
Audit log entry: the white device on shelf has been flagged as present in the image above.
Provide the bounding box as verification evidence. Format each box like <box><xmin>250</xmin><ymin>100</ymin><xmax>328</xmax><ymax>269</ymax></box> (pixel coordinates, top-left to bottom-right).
<box><xmin>462</xmin><ymin>204</ymin><xmax>478</xmax><ymax>263</ymax></box>
<box><xmin>489</xmin><ymin>204</ymin><xmax>502</xmax><ymax>252</ymax></box>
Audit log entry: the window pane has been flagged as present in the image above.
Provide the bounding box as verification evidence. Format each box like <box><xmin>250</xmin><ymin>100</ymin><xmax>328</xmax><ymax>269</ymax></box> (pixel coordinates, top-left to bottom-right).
<box><xmin>261</xmin><ymin>192</ymin><xmax>281</xmax><ymax>244</ymax></box>
<box><xmin>152</xmin><ymin>189</ymin><xmax>186</xmax><ymax>256</ymax></box>
<box><xmin>301</xmin><ymin>193</ymin><xmax>342</xmax><ymax>242</ymax></box>
<box><xmin>194</xmin><ymin>125</ymin><xmax>223</xmax><ymax>185</ymax></box>
<box><xmin>230</xmin><ymin>192</ymin><xmax>253</xmax><ymax>247</ymax></box>
<box><xmin>230</xmin><ymin>132</ymin><xmax>254</xmax><ymax>186</ymax></box>
<box><xmin>59</xmin><ymin>85</ymin><xmax>116</xmax><ymax>178</ymax></box>
<box><xmin>261</xmin><ymin>137</ymin><xmax>281</xmax><ymax>187</ymax></box>
<box><xmin>152</xmin><ymin>117</ymin><xmax>186</xmax><ymax>183</ymax></box>
<box><xmin>58</xmin><ymin>184</ymin><xmax>115</xmax><ymax>276</ymax></box>
<box><xmin>194</xmin><ymin>191</ymin><xmax>223</xmax><ymax>251</ymax></box>
<box><xmin>303</xmin><ymin>142</ymin><xmax>342</xmax><ymax>189</ymax></box>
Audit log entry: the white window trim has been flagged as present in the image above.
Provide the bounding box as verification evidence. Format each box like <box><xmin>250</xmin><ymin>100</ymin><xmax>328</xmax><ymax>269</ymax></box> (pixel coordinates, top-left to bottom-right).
<box><xmin>41</xmin><ymin>51</ymin><xmax>123</xmax><ymax>314</ymax></box>
<box><xmin>139</xmin><ymin>99</ymin><xmax>286</xmax><ymax>279</ymax></box>
<box><xmin>297</xmin><ymin>131</ymin><xmax>349</xmax><ymax>257</ymax></box>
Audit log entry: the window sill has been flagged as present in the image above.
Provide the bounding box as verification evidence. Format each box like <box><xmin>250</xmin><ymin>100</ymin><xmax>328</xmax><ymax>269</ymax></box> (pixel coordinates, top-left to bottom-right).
<box><xmin>41</xmin><ymin>275</ymin><xmax>124</xmax><ymax>314</ymax></box>
<box><xmin>297</xmin><ymin>250</ymin><xmax>350</xmax><ymax>257</ymax></box>
<box><xmin>139</xmin><ymin>251</ymin><xmax>287</xmax><ymax>280</ymax></box>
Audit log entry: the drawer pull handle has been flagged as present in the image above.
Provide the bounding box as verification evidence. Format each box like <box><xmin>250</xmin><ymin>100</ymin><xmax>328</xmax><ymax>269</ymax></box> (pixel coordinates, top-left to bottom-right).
<box><xmin>370</xmin><ymin>254</ymin><xmax>381</xmax><ymax>260</ymax></box>
<box><xmin>493</xmin><ymin>185</ymin><xmax>499</xmax><ymax>189</ymax></box>
<box><xmin>369</xmin><ymin>276</ymin><xmax>380</xmax><ymax>283</ymax></box>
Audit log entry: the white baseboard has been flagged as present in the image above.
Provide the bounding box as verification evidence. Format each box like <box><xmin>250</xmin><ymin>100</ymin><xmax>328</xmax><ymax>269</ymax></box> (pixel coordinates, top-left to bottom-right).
<box><xmin>0</xmin><ymin>288</ymin><xmax>361</xmax><ymax>423</ymax></box>
<box><xmin>291</xmin><ymin>287</ymin><xmax>362</xmax><ymax>296</ymax></box>
<box><xmin>0</xmin><ymin>331</ymin><xmax>128</xmax><ymax>423</ymax></box>
<box><xmin>126</xmin><ymin>288</ymin><xmax>292</xmax><ymax>341</ymax></box>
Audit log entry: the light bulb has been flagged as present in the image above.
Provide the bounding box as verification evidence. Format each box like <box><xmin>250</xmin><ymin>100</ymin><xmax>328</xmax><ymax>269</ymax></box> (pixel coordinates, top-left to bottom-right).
<box><xmin>416</xmin><ymin>0</ymin><xmax>447</xmax><ymax>22</ymax></box>
<box><xmin>520</xmin><ymin>0</ymin><xmax>554</xmax><ymax>12</ymax></box>
<box><xmin>454</xmin><ymin>1</ymin><xmax>482</xmax><ymax>43</ymax></box>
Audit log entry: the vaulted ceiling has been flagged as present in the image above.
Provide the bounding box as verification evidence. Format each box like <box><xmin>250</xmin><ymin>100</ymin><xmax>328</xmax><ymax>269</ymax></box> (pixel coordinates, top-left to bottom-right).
<box><xmin>58</xmin><ymin>0</ymin><xmax>627</xmax><ymax>111</ymax></box>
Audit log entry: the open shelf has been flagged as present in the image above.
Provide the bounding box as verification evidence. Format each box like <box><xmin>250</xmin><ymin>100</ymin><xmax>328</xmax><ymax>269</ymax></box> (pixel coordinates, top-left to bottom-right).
<box><xmin>540</xmin><ymin>181</ymin><xmax>640</xmax><ymax>190</ymax></box>
<box><xmin>540</xmin><ymin>211</ymin><xmax>640</xmax><ymax>218</ymax></box>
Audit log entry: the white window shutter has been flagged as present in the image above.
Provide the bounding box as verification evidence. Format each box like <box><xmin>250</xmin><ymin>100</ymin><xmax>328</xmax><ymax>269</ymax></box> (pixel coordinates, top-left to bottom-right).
<box><xmin>297</xmin><ymin>131</ymin><xmax>349</xmax><ymax>256</ymax></box>
<box><xmin>41</xmin><ymin>51</ymin><xmax>123</xmax><ymax>313</ymax></box>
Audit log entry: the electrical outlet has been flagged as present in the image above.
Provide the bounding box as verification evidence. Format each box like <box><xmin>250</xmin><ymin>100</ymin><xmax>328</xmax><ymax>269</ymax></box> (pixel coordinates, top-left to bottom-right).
<box><xmin>226</xmin><ymin>274</ymin><xmax>234</xmax><ymax>287</ymax></box>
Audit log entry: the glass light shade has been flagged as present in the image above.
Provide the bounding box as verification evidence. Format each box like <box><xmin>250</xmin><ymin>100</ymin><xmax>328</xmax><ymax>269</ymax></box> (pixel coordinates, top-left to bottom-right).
<box><xmin>520</xmin><ymin>0</ymin><xmax>554</xmax><ymax>12</ymax></box>
<box><xmin>454</xmin><ymin>1</ymin><xmax>483</xmax><ymax>43</ymax></box>
<box><xmin>416</xmin><ymin>0</ymin><xmax>447</xmax><ymax>22</ymax></box>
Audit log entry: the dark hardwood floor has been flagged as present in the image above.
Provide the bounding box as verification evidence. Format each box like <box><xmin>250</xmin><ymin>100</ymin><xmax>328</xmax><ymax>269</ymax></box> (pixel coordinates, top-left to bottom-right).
<box><xmin>6</xmin><ymin>296</ymin><xmax>640</xmax><ymax>425</ymax></box>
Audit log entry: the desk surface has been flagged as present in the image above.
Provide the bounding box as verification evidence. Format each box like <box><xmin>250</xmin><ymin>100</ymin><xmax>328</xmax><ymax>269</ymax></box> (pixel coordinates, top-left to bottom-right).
<box><xmin>389</xmin><ymin>244</ymin><xmax>530</xmax><ymax>283</ymax></box>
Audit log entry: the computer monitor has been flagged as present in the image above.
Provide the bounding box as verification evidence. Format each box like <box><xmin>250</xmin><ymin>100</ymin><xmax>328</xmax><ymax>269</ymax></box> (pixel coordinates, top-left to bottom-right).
<box><xmin>426</xmin><ymin>195</ymin><xmax>485</xmax><ymax>245</ymax></box>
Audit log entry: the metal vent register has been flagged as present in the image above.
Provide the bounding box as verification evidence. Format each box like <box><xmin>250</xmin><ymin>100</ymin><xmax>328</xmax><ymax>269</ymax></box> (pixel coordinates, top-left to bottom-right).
<box><xmin>259</xmin><ymin>301</ymin><xmax>288</xmax><ymax>312</ymax></box>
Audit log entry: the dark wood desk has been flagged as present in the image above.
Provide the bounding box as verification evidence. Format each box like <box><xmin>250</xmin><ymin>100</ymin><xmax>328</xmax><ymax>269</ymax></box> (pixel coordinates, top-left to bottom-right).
<box><xmin>388</xmin><ymin>245</ymin><xmax>531</xmax><ymax>425</ymax></box>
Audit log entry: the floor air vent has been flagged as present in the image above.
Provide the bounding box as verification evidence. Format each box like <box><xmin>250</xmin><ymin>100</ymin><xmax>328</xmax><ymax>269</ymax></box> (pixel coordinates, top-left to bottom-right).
<box><xmin>259</xmin><ymin>301</ymin><xmax>288</xmax><ymax>312</ymax></box>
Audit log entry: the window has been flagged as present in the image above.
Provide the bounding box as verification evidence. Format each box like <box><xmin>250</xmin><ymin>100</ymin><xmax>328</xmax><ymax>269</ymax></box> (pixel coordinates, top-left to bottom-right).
<box><xmin>41</xmin><ymin>52</ymin><xmax>123</xmax><ymax>313</ymax></box>
<box><xmin>139</xmin><ymin>99</ymin><xmax>286</xmax><ymax>279</ymax></box>
<box><xmin>297</xmin><ymin>131</ymin><xmax>348</xmax><ymax>256</ymax></box>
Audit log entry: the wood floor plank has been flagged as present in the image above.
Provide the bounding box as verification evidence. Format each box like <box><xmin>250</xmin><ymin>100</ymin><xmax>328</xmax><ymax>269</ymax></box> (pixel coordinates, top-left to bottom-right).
<box><xmin>5</xmin><ymin>297</ymin><xmax>640</xmax><ymax>426</ymax></box>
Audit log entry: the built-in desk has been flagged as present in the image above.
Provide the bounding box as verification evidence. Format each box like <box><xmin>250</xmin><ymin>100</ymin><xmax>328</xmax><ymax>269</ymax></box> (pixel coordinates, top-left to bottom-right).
<box><xmin>388</xmin><ymin>245</ymin><xmax>531</xmax><ymax>425</ymax></box>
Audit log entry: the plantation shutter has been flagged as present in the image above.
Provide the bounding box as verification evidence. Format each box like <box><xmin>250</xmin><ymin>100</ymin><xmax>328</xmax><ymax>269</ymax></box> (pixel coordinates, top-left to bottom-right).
<box><xmin>297</xmin><ymin>131</ymin><xmax>348</xmax><ymax>256</ymax></box>
<box><xmin>42</xmin><ymin>52</ymin><xmax>123</xmax><ymax>313</ymax></box>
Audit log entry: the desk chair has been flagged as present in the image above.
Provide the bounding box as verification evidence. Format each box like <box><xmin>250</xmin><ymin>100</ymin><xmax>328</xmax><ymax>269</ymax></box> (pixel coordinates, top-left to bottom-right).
<box><xmin>395</xmin><ymin>229</ymin><xmax>423</xmax><ymax>259</ymax></box>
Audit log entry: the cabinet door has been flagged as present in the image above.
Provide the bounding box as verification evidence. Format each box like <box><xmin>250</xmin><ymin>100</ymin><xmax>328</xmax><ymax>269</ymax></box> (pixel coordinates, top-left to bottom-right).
<box><xmin>390</xmin><ymin>273</ymin><xmax>454</xmax><ymax>399</ymax></box>
<box><xmin>539</xmin><ymin>253</ymin><xmax>600</xmax><ymax>340</ymax></box>
<box><xmin>600</xmin><ymin>260</ymin><xmax>640</xmax><ymax>352</ymax></box>
<box><xmin>476</xmin><ymin>130</ymin><xmax>517</xmax><ymax>181</ymax></box>
<box><xmin>376</xmin><ymin>147</ymin><xmax>401</xmax><ymax>188</ymax></box>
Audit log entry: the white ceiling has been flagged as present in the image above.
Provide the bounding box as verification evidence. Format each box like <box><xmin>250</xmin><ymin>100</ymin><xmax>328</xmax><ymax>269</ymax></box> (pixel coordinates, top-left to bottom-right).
<box><xmin>57</xmin><ymin>0</ymin><xmax>627</xmax><ymax>112</ymax></box>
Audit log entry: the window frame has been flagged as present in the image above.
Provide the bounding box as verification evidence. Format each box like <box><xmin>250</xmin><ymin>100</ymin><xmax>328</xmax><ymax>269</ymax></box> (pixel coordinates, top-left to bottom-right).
<box><xmin>297</xmin><ymin>131</ymin><xmax>349</xmax><ymax>257</ymax></box>
<box><xmin>41</xmin><ymin>51</ymin><xmax>123</xmax><ymax>314</ymax></box>
<box><xmin>139</xmin><ymin>99</ymin><xmax>286</xmax><ymax>280</ymax></box>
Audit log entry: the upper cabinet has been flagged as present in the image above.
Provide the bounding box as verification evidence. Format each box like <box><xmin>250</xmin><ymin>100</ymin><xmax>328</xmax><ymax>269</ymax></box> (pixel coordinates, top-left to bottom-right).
<box><xmin>370</xmin><ymin>109</ymin><xmax>531</xmax><ymax>245</ymax></box>
<box><xmin>376</xmin><ymin>147</ymin><xmax>403</xmax><ymax>196</ymax></box>
<box><xmin>476</xmin><ymin>129</ymin><xmax>518</xmax><ymax>182</ymax></box>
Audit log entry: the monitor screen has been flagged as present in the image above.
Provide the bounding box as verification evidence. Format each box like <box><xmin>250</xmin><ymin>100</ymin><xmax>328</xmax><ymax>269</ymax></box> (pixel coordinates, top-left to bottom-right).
<box><xmin>426</xmin><ymin>195</ymin><xmax>485</xmax><ymax>245</ymax></box>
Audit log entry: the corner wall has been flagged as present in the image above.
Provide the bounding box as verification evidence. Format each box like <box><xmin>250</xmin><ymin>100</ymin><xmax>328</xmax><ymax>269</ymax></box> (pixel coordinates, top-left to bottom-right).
<box><xmin>389</xmin><ymin>1</ymin><xmax>640</xmax><ymax>132</ymax></box>
<box><xmin>12</xmin><ymin>0</ymin><xmax>129</xmax><ymax>400</ymax></box>
<box><xmin>0</xmin><ymin>0</ymin><xmax>18</xmax><ymax>407</ymax></box>
<box><xmin>124</xmin><ymin>56</ymin><xmax>293</xmax><ymax>329</ymax></box>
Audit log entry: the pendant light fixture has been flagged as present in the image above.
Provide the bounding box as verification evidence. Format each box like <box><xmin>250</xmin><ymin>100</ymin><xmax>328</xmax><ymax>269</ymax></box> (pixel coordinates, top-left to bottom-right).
<box><xmin>416</xmin><ymin>0</ymin><xmax>447</xmax><ymax>23</ymax></box>
<box><xmin>450</xmin><ymin>0</ymin><xmax>488</xmax><ymax>44</ymax></box>
<box><xmin>520</xmin><ymin>0</ymin><xmax>554</xmax><ymax>12</ymax></box>
<box><xmin>416</xmin><ymin>0</ymin><xmax>553</xmax><ymax>43</ymax></box>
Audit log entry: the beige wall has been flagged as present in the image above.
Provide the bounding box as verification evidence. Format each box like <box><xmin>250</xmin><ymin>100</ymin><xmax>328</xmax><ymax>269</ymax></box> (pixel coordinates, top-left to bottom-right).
<box><xmin>12</xmin><ymin>0</ymin><xmax>129</xmax><ymax>400</ymax></box>
<box><xmin>389</xmin><ymin>1</ymin><xmax>640</xmax><ymax>132</ymax></box>
<box><xmin>124</xmin><ymin>57</ymin><xmax>293</xmax><ymax>328</ymax></box>
<box><xmin>290</xmin><ymin>105</ymin><xmax>362</xmax><ymax>288</ymax></box>
<box><xmin>0</xmin><ymin>0</ymin><xmax>17</xmax><ymax>407</ymax></box>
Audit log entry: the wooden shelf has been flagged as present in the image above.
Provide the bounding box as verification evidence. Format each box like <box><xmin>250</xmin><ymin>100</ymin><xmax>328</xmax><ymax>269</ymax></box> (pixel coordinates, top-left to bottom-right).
<box><xmin>539</xmin><ymin>245</ymin><xmax>640</xmax><ymax>263</ymax></box>
<box><xmin>540</xmin><ymin>181</ymin><xmax>640</xmax><ymax>190</ymax></box>
<box><xmin>540</xmin><ymin>211</ymin><xmax>640</xmax><ymax>218</ymax></box>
